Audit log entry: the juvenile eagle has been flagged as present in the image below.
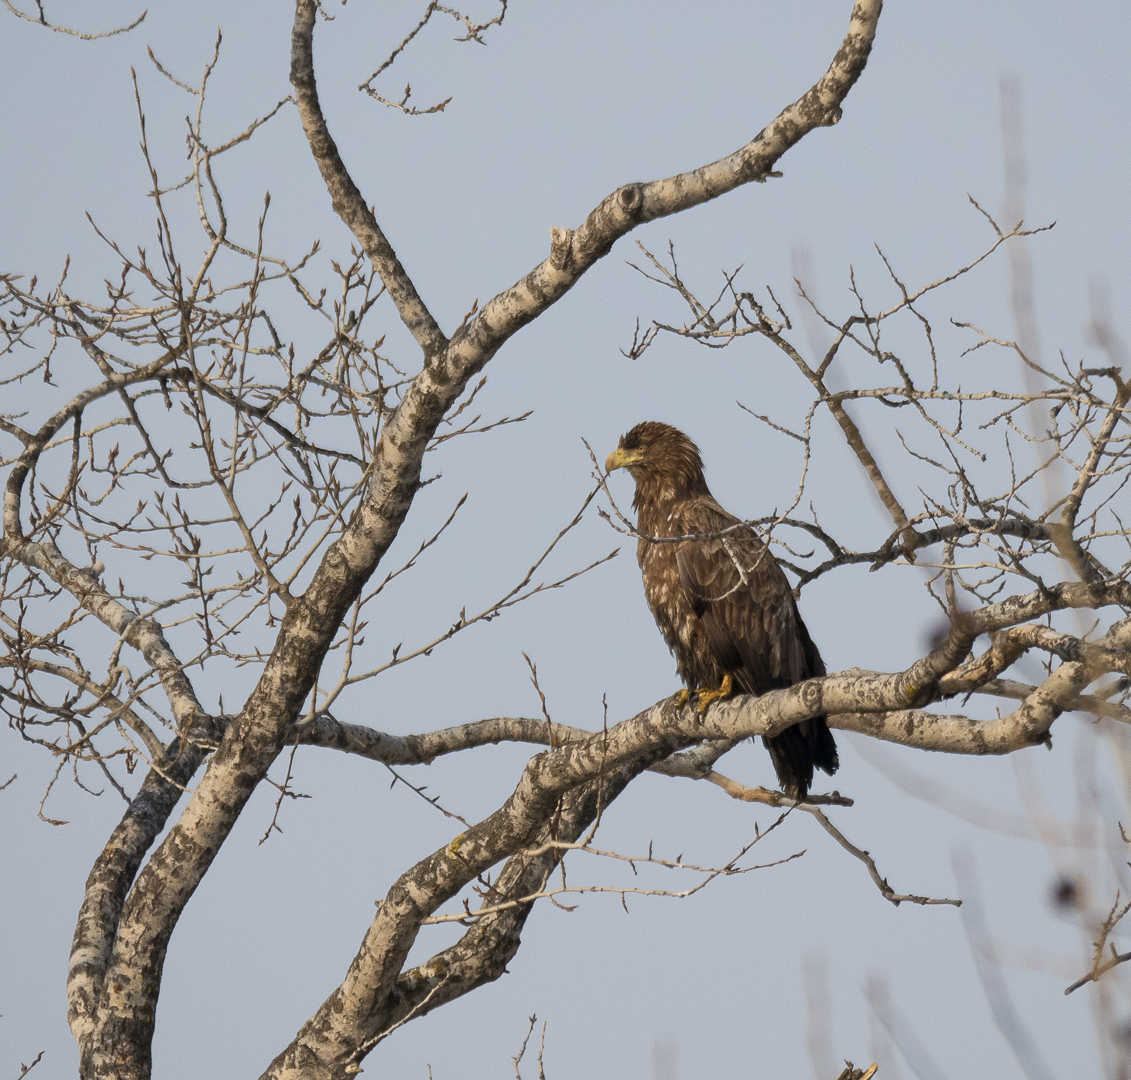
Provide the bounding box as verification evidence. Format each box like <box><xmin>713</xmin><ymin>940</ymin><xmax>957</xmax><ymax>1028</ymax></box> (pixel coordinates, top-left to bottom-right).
<box><xmin>605</xmin><ymin>421</ymin><xmax>838</xmax><ymax>800</ymax></box>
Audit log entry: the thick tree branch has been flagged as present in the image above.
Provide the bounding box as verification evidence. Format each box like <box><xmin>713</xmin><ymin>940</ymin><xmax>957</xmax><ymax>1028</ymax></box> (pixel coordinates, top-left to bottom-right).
<box><xmin>102</xmin><ymin>22</ymin><xmax>894</xmax><ymax>1056</ymax></box>
<box><xmin>285</xmin><ymin>2</ymin><xmax>882</xmax><ymax>692</ymax></box>
<box><xmin>297</xmin><ymin>585</ymin><xmax>1131</xmax><ymax>769</ymax></box>
<box><xmin>68</xmin><ymin>738</ymin><xmax>214</xmax><ymax>1052</ymax></box>
<box><xmin>19</xmin><ymin>0</ymin><xmax>1131</xmax><ymax>1072</ymax></box>
<box><xmin>265</xmin><ymin>764</ymin><xmax>639</xmax><ymax>1078</ymax></box>
<box><xmin>290</xmin><ymin>0</ymin><xmax>447</xmax><ymax>359</ymax></box>
<box><xmin>299</xmin><ymin>714</ymin><xmax>813</xmax><ymax>798</ymax></box>
<box><xmin>264</xmin><ymin>594</ymin><xmax>1126</xmax><ymax>1073</ymax></box>
<box><xmin>444</xmin><ymin>0</ymin><xmax>881</xmax><ymax>379</ymax></box>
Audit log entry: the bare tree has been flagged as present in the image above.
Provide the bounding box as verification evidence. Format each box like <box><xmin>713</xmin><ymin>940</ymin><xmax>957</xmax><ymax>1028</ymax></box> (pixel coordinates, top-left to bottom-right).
<box><xmin>2</xmin><ymin>1</ymin><xmax>1129</xmax><ymax>1078</ymax></box>
<box><xmin>626</xmin><ymin>217</ymin><xmax>1131</xmax><ymax>1078</ymax></box>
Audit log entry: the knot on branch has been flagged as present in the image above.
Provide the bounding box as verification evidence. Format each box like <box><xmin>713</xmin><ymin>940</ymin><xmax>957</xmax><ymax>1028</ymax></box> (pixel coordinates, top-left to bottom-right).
<box><xmin>746</xmin><ymin>162</ymin><xmax>782</xmax><ymax>183</ymax></box>
<box><xmin>799</xmin><ymin>677</ymin><xmax>823</xmax><ymax>715</ymax></box>
<box><xmin>574</xmin><ymin>184</ymin><xmax>648</xmax><ymax>263</ymax></box>
<box><xmin>548</xmin><ymin>226</ymin><xmax>574</xmax><ymax>271</ymax></box>
<box><xmin>617</xmin><ymin>183</ymin><xmax>643</xmax><ymax>217</ymax></box>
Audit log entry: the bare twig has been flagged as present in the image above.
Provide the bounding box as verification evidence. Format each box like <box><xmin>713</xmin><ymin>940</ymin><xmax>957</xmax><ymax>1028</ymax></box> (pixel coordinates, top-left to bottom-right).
<box><xmin>1065</xmin><ymin>894</ymin><xmax>1131</xmax><ymax>994</ymax></box>
<box><xmin>1</xmin><ymin>0</ymin><xmax>145</xmax><ymax>39</ymax></box>
<box><xmin>807</xmin><ymin>806</ymin><xmax>960</xmax><ymax>907</ymax></box>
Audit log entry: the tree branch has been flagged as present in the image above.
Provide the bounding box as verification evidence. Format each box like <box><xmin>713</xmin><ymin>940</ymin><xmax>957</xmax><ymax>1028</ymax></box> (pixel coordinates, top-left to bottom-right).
<box><xmin>290</xmin><ymin>0</ymin><xmax>447</xmax><ymax>358</ymax></box>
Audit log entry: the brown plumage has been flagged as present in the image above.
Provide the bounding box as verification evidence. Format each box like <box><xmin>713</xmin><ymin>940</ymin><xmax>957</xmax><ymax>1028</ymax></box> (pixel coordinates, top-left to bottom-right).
<box><xmin>606</xmin><ymin>421</ymin><xmax>838</xmax><ymax>800</ymax></box>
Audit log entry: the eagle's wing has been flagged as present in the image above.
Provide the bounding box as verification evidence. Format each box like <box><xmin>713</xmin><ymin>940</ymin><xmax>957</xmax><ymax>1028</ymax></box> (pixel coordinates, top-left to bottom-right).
<box><xmin>672</xmin><ymin>497</ymin><xmax>837</xmax><ymax>797</ymax></box>
<box><xmin>673</xmin><ymin>497</ymin><xmax>823</xmax><ymax>697</ymax></box>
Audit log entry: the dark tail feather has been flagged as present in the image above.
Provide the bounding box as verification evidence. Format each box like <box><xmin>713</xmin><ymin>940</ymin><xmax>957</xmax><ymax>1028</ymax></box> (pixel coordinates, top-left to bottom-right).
<box><xmin>763</xmin><ymin>716</ymin><xmax>839</xmax><ymax>801</ymax></box>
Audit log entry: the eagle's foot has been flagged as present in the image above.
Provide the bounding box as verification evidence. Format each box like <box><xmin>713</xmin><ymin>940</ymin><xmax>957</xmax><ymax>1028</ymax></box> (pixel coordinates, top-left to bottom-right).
<box><xmin>674</xmin><ymin>688</ymin><xmax>692</xmax><ymax>708</ymax></box>
<box><xmin>695</xmin><ymin>673</ymin><xmax>734</xmax><ymax>714</ymax></box>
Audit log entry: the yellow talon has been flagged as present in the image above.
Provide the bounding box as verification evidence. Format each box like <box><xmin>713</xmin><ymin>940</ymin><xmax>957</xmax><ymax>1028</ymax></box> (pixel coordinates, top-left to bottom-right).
<box><xmin>674</xmin><ymin>689</ymin><xmax>692</xmax><ymax>707</ymax></box>
<box><xmin>695</xmin><ymin>673</ymin><xmax>734</xmax><ymax>714</ymax></box>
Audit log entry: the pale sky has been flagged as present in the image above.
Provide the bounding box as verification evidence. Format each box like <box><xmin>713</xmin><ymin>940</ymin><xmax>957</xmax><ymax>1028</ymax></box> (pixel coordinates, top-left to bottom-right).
<box><xmin>3</xmin><ymin>2</ymin><xmax>1131</xmax><ymax>1077</ymax></box>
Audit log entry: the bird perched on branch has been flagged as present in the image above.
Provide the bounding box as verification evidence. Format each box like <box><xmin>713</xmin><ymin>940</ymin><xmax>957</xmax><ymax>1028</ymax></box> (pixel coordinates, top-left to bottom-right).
<box><xmin>605</xmin><ymin>421</ymin><xmax>838</xmax><ymax>800</ymax></box>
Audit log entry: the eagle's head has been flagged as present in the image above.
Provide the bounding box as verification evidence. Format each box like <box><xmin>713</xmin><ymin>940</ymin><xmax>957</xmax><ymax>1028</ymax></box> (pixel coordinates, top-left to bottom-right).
<box><xmin>605</xmin><ymin>422</ymin><xmax>708</xmax><ymax>503</ymax></box>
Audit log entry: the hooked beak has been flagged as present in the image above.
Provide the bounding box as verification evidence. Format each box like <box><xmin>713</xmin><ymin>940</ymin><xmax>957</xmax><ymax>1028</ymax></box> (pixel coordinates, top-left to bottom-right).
<box><xmin>605</xmin><ymin>447</ymin><xmax>643</xmax><ymax>473</ymax></box>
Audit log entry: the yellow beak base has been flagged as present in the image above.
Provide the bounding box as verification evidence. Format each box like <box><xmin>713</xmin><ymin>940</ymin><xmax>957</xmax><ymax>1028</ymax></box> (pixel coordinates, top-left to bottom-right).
<box><xmin>605</xmin><ymin>447</ymin><xmax>643</xmax><ymax>473</ymax></box>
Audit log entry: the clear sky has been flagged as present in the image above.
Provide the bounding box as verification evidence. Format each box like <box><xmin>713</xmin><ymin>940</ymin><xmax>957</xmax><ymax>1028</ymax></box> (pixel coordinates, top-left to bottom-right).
<box><xmin>3</xmin><ymin>1</ymin><xmax>1130</xmax><ymax>1077</ymax></box>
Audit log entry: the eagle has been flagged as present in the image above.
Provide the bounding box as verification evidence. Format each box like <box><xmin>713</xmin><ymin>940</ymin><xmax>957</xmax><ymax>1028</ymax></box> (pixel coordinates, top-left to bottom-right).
<box><xmin>605</xmin><ymin>421</ymin><xmax>838</xmax><ymax>800</ymax></box>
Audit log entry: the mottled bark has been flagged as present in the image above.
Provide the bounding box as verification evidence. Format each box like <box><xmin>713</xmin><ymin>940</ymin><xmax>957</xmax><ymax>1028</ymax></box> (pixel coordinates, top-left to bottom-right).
<box><xmin>32</xmin><ymin>0</ymin><xmax>1120</xmax><ymax>1075</ymax></box>
<box><xmin>261</xmin><ymin>764</ymin><xmax>646</xmax><ymax>1079</ymax></box>
<box><xmin>6</xmin><ymin>0</ymin><xmax>1129</xmax><ymax>1072</ymax></box>
<box><xmin>265</xmin><ymin>596</ymin><xmax>1127</xmax><ymax>1075</ymax></box>
<box><xmin>69</xmin><ymin>4</ymin><xmax>884</xmax><ymax>1075</ymax></box>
